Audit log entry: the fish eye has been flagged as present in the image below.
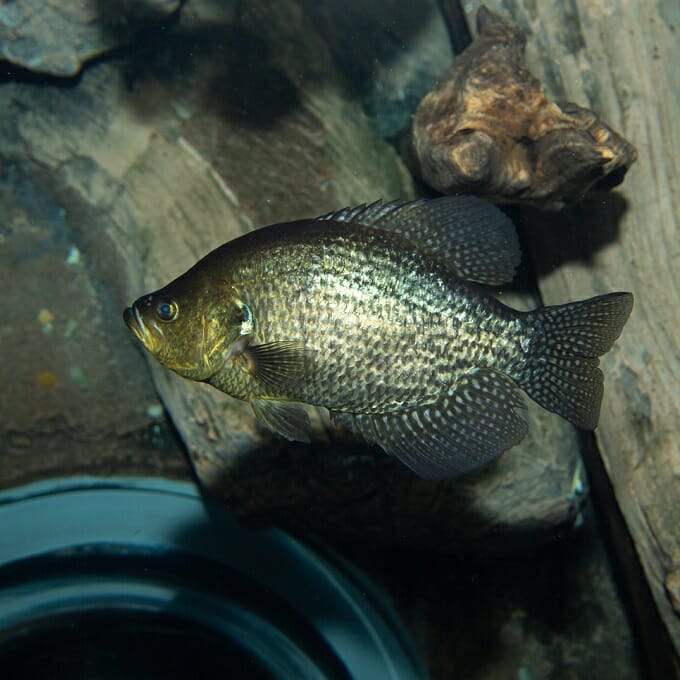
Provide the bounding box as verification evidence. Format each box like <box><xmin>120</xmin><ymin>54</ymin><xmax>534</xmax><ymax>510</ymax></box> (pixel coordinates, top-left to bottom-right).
<box><xmin>155</xmin><ymin>299</ymin><xmax>178</xmax><ymax>322</ymax></box>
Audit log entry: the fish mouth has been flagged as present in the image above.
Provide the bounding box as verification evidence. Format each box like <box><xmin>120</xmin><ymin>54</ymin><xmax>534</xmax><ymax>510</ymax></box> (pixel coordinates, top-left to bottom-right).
<box><xmin>124</xmin><ymin>305</ymin><xmax>154</xmax><ymax>348</ymax></box>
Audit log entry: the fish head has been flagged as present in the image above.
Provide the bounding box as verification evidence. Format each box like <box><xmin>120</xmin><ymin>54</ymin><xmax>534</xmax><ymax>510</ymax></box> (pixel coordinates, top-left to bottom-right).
<box><xmin>124</xmin><ymin>279</ymin><xmax>243</xmax><ymax>382</ymax></box>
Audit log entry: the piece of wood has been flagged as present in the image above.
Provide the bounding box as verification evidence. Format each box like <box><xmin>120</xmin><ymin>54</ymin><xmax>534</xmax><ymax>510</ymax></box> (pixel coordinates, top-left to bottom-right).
<box><xmin>0</xmin><ymin>0</ymin><xmax>585</xmax><ymax>550</ymax></box>
<box><xmin>461</xmin><ymin>0</ymin><xmax>680</xmax><ymax>663</ymax></box>
<box><xmin>414</xmin><ymin>7</ymin><xmax>636</xmax><ymax>209</ymax></box>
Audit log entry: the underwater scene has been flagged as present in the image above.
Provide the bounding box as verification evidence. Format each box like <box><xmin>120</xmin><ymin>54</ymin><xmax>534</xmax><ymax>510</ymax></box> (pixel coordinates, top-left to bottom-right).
<box><xmin>0</xmin><ymin>0</ymin><xmax>678</xmax><ymax>678</ymax></box>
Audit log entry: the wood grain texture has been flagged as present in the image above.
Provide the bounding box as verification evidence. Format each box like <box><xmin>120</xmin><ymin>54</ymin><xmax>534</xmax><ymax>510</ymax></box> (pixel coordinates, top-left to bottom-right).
<box><xmin>463</xmin><ymin>0</ymin><xmax>680</xmax><ymax>658</ymax></box>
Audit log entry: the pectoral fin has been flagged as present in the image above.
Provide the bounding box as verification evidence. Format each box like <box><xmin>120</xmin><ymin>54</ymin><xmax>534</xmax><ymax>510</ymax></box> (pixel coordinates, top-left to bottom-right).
<box><xmin>242</xmin><ymin>341</ymin><xmax>310</xmax><ymax>391</ymax></box>
<box><xmin>252</xmin><ymin>399</ymin><xmax>312</xmax><ymax>443</ymax></box>
<box><xmin>334</xmin><ymin>369</ymin><xmax>528</xmax><ymax>479</ymax></box>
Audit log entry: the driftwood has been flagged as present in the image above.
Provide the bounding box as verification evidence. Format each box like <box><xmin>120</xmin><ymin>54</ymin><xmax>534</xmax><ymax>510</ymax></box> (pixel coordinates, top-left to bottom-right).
<box><xmin>460</xmin><ymin>0</ymin><xmax>680</xmax><ymax>666</ymax></box>
<box><xmin>413</xmin><ymin>7</ymin><xmax>636</xmax><ymax>209</ymax></box>
<box><xmin>0</xmin><ymin>0</ymin><xmax>588</xmax><ymax>551</ymax></box>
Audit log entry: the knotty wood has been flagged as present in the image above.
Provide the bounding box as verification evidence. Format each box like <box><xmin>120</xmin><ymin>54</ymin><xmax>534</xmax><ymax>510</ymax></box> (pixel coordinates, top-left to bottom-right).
<box><xmin>461</xmin><ymin>0</ymin><xmax>680</xmax><ymax>662</ymax></box>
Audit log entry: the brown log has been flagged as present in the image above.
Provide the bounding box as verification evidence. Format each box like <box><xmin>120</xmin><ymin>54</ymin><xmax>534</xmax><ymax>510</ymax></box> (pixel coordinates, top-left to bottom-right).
<box><xmin>461</xmin><ymin>0</ymin><xmax>680</xmax><ymax>666</ymax></box>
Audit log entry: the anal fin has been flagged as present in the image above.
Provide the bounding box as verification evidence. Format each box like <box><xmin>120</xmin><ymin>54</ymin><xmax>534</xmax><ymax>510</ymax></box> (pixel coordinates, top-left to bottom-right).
<box><xmin>342</xmin><ymin>369</ymin><xmax>528</xmax><ymax>479</ymax></box>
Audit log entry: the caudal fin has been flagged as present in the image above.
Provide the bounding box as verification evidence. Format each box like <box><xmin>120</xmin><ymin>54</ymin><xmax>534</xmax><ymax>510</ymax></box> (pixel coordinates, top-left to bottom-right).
<box><xmin>520</xmin><ymin>292</ymin><xmax>633</xmax><ymax>429</ymax></box>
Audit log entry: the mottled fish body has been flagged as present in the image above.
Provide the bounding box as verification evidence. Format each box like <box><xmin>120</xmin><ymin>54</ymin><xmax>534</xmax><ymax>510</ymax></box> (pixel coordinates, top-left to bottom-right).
<box><xmin>124</xmin><ymin>197</ymin><xmax>633</xmax><ymax>479</ymax></box>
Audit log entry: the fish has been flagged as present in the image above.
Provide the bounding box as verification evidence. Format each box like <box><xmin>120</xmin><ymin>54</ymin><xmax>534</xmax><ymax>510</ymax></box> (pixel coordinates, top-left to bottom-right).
<box><xmin>124</xmin><ymin>196</ymin><xmax>633</xmax><ymax>479</ymax></box>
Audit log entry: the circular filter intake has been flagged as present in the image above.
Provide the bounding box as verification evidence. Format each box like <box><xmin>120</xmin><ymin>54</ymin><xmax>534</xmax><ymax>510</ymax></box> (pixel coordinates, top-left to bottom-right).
<box><xmin>0</xmin><ymin>478</ymin><xmax>426</xmax><ymax>680</ymax></box>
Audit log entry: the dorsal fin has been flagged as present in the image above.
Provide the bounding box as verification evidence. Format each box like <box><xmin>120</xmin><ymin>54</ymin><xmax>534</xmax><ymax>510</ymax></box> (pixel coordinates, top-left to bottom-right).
<box><xmin>317</xmin><ymin>196</ymin><xmax>520</xmax><ymax>285</ymax></box>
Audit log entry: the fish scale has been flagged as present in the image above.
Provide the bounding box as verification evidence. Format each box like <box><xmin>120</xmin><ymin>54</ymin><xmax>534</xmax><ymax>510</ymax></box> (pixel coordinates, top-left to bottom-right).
<box><xmin>229</xmin><ymin>225</ymin><xmax>521</xmax><ymax>413</ymax></box>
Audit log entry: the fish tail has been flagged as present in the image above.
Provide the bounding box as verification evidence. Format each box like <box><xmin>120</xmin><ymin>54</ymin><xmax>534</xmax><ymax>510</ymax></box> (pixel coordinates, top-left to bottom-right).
<box><xmin>519</xmin><ymin>292</ymin><xmax>633</xmax><ymax>429</ymax></box>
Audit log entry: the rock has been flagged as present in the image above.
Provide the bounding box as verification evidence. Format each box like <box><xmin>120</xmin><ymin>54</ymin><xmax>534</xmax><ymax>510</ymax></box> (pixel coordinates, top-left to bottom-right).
<box><xmin>412</xmin><ymin>6</ymin><xmax>636</xmax><ymax>209</ymax></box>
<box><xmin>0</xmin><ymin>0</ymin><xmax>180</xmax><ymax>77</ymax></box>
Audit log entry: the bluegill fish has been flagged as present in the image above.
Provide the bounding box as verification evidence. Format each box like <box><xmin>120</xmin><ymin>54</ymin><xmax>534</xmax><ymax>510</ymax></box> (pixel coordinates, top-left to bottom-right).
<box><xmin>124</xmin><ymin>197</ymin><xmax>633</xmax><ymax>479</ymax></box>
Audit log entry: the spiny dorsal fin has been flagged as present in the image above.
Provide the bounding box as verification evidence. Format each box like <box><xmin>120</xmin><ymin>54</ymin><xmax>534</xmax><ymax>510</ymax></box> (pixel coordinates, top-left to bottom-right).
<box><xmin>317</xmin><ymin>196</ymin><xmax>520</xmax><ymax>286</ymax></box>
<box><xmin>318</xmin><ymin>199</ymin><xmax>413</xmax><ymax>226</ymax></box>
